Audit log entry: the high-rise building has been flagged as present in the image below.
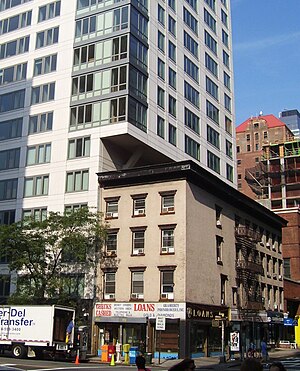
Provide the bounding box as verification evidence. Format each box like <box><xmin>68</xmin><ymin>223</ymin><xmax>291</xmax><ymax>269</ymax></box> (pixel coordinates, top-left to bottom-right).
<box><xmin>280</xmin><ymin>109</ymin><xmax>300</xmax><ymax>138</ymax></box>
<box><xmin>0</xmin><ymin>0</ymin><xmax>235</xmax><ymax>299</ymax></box>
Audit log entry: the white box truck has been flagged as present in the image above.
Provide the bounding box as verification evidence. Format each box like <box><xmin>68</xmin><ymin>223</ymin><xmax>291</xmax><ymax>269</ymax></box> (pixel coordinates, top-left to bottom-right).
<box><xmin>0</xmin><ymin>305</ymin><xmax>77</xmax><ymax>359</ymax></box>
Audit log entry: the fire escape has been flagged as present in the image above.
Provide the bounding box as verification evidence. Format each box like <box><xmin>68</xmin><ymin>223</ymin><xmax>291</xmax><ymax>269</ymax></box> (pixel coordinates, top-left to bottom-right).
<box><xmin>244</xmin><ymin>162</ymin><xmax>269</xmax><ymax>199</ymax></box>
<box><xmin>235</xmin><ymin>227</ymin><xmax>264</xmax><ymax>313</ymax></box>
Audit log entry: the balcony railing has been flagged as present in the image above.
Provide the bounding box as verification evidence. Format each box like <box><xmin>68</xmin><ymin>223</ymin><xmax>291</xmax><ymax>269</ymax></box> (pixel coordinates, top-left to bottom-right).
<box><xmin>235</xmin><ymin>226</ymin><xmax>261</xmax><ymax>243</ymax></box>
<box><xmin>236</xmin><ymin>259</ymin><xmax>264</xmax><ymax>275</ymax></box>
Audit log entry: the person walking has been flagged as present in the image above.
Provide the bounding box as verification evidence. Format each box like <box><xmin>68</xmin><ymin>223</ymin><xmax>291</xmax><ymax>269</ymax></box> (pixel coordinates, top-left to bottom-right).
<box><xmin>260</xmin><ymin>338</ymin><xmax>268</xmax><ymax>363</ymax></box>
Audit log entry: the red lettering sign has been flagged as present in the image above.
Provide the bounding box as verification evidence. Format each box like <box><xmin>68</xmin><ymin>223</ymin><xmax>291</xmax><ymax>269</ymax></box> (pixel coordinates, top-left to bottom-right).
<box><xmin>134</xmin><ymin>303</ymin><xmax>155</xmax><ymax>312</ymax></box>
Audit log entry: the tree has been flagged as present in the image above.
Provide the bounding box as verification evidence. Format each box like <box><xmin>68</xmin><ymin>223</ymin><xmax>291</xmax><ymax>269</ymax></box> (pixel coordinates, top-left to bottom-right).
<box><xmin>0</xmin><ymin>207</ymin><xmax>108</xmax><ymax>307</ymax></box>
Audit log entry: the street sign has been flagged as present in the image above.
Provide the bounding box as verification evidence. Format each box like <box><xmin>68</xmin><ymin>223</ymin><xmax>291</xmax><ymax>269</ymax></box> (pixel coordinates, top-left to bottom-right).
<box><xmin>156</xmin><ymin>316</ymin><xmax>166</xmax><ymax>331</ymax></box>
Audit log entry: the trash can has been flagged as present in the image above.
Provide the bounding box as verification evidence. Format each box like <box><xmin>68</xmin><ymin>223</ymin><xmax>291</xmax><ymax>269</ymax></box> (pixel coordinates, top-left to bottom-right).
<box><xmin>129</xmin><ymin>346</ymin><xmax>139</xmax><ymax>364</ymax></box>
<box><xmin>145</xmin><ymin>352</ymin><xmax>152</xmax><ymax>364</ymax></box>
<box><xmin>123</xmin><ymin>343</ymin><xmax>130</xmax><ymax>365</ymax></box>
<box><xmin>101</xmin><ymin>345</ymin><xmax>108</xmax><ymax>362</ymax></box>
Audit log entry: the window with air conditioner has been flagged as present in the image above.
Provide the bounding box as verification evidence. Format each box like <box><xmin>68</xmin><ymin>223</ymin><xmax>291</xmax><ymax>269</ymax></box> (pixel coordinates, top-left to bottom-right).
<box><xmin>131</xmin><ymin>271</ymin><xmax>144</xmax><ymax>299</ymax></box>
<box><xmin>161</xmin><ymin>270</ymin><xmax>174</xmax><ymax>299</ymax></box>
<box><xmin>161</xmin><ymin>227</ymin><xmax>175</xmax><ymax>254</ymax></box>
<box><xmin>106</xmin><ymin>232</ymin><xmax>118</xmax><ymax>255</ymax></box>
<box><xmin>104</xmin><ymin>272</ymin><xmax>115</xmax><ymax>299</ymax></box>
<box><xmin>161</xmin><ymin>193</ymin><xmax>175</xmax><ymax>213</ymax></box>
<box><xmin>132</xmin><ymin>230</ymin><xmax>145</xmax><ymax>255</ymax></box>
<box><xmin>105</xmin><ymin>199</ymin><xmax>119</xmax><ymax>218</ymax></box>
<box><xmin>133</xmin><ymin>197</ymin><xmax>146</xmax><ymax>216</ymax></box>
<box><xmin>215</xmin><ymin>205</ymin><xmax>222</xmax><ymax>228</ymax></box>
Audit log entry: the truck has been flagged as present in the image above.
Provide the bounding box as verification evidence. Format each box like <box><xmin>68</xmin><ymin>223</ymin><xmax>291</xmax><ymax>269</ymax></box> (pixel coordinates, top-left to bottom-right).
<box><xmin>0</xmin><ymin>305</ymin><xmax>87</xmax><ymax>360</ymax></box>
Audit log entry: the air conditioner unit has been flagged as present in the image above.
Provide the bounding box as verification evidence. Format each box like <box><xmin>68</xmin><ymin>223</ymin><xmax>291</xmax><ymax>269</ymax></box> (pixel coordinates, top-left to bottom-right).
<box><xmin>162</xmin><ymin>247</ymin><xmax>174</xmax><ymax>253</ymax></box>
<box><xmin>106</xmin><ymin>212</ymin><xmax>113</xmax><ymax>218</ymax></box>
<box><xmin>217</xmin><ymin>256</ymin><xmax>222</xmax><ymax>262</ymax></box>
<box><xmin>161</xmin><ymin>293</ymin><xmax>174</xmax><ymax>299</ymax></box>
<box><xmin>106</xmin><ymin>250</ymin><xmax>116</xmax><ymax>256</ymax></box>
<box><xmin>131</xmin><ymin>293</ymin><xmax>143</xmax><ymax>299</ymax></box>
<box><xmin>133</xmin><ymin>248</ymin><xmax>144</xmax><ymax>255</ymax></box>
<box><xmin>221</xmin><ymin>298</ymin><xmax>225</xmax><ymax>305</ymax></box>
<box><xmin>137</xmin><ymin>209</ymin><xmax>145</xmax><ymax>215</ymax></box>
<box><xmin>104</xmin><ymin>293</ymin><xmax>115</xmax><ymax>300</ymax></box>
<box><xmin>163</xmin><ymin>206</ymin><xmax>174</xmax><ymax>213</ymax></box>
<box><xmin>216</xmin><ymin>220</ymin><xmax>222</xmax><ymax>227</ymax></box>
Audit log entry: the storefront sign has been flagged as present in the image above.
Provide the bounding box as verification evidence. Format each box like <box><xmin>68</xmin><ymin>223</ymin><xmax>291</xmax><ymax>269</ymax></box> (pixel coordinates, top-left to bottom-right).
<box><xmin>230</xmin><ymin>331</ymin><xmax>240</xmax><ymax>352</ymax></box>
<box><xmin>284</xmin><ymin>318</ymin><xmax>298</xmax><ymax>326</ymax></box>
<box><xmin>156</xmin><ymin>316</ymin><xmax>166</xmax><ymax>330</ymax></box>
<box><xmin>186</xmin><ymin>303</ymin><xmax>224</xmax><ymax>320</ymax></box>
<box><xmin>267</xmin><ymin>311</ymin><xmax>284</xmax><ymax>324</ymax></box>
<box><xmin>94</xmin><ymin>302</ymin><xmax>186</xmax><ymax>320</ymax></box>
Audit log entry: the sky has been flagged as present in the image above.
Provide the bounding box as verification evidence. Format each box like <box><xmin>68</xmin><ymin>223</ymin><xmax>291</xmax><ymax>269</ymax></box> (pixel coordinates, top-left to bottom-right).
<box><xmin>231</xmin><ymin>0</ymin><xmax>300</xmax><ymax>125</ymax></box>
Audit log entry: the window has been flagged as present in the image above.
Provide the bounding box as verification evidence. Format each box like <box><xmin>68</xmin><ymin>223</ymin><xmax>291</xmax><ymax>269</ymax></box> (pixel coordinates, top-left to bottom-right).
<box><xmin>131</xmin><ymin>271</ymin><xmax>144</xmax><ymax>299</ymax></box>
<box><xmin>207</xmin><ymin>150</ymin><xmax>220</xmax><ymax>173</ymax></box>
<box><xmin>157</xmin><ymin>115</ymin><xmax>165</xmax><ymax>138</ymax></box>
<box><xmin>36</xmin><ymin>27</ymin><xmax>59</xmax><ymax>49</ymax></box>
<box><xmin>226</xmin><ymin>140</ymin><xmax>232</xmax><ymax>158</ymax></box>
<box><xmin>106</xmin><ymin>231</ymin><xmax>118</xmax><ymax>255</ymax></box>
<box><xmin>0</xmin><ymin>276</ymin><xmax>10</xmax><ymax>298</ymax></box>
<box><xmin>0</xmin><ymin>117</ymin><xmax>22</xmax><ymax>141</ymax></box>
<box><xmin>64</xmin><ymin>203</ymin><xmax>88</xmax><ymax>214</ymax></box>
<box><xmin>206</xmin><ymin>76</ymin><xmax>218</xmax><ymax>100</ymax></box>
<box><xmin>38</xmin><ymin>1</ymin><xmax>60</xmax><ymax>22</ymax></box>
<box><xmin>169</xmin><ymin>0</ymin><xmax>176</xmax><ymax>12</ymax></box>
<box><xmin>221</xmin><ymin>0</ymin><xmax>227</xmax><ymax>8</ymax></box>
<box><xmin>216</xmin><ymin>205</ymin><xmax>222</xmax><ymax>227</ymax></box>
<box><xmin>0</xmin><ymin>89</ymin><xmax>25</xmax><ymax>113</ymax></box>
<box><xmin>169</xmin><ymin>95</ymin><xmax>176</xmax><ymax>117</ymax></box>
<box><xmin>158</xmin><ymin>31</ymin><xmax>165</xmax><ymax>52</ymax></box>
<box><xmin>66</xmin><ymin>170</ymin><xmax>89</xmax><ymax>192</ymax></box>
<box><xmin>169</xmin><ymin>123</ymin><xmax>177</xmax><ymax>146</ymax></box>
<box><xmin>246</xmin><ymin>134</ymin><xmax>250</xmax><ymax>141</ymax></box>
<box><xmin>168</xmin><ymin>15</ymin><xmax>176</xmax><ymax>36</ymax></box>
<box><xmin>224</xmin><ymin>94</ymin><xmax>231</xmax><ymax>112</ymax></box>
<box><xmin>255</xmin><ymin>157</ymin><xmax>259</xmax><ymax>163</ymax></box>
<box><xmin>60</xmin><ymin>274</ymin><xmax>84</xmax><ymax>297</ymax></box>
<box><xmin>223</xmin><ymin>50</ymin><xmax>230</xmax><ymax>68</ymax></box>
<box><xmin>157</xmin><ymin>87</ymin><xmax>165</xmax><ymax>109</ymax></box>
<box><xmin>184</xmin><ymin>82</ymin><xmax>199</xmax><ymax>108</ymax></box>
<box><xmin>24</xmin><ymin>175</ymin><xmax>49</xmax><ymax>197</ymax></box>
<box><xmin>68</xmin><ymin>137</ymin><xmax>90</xmax><ymax>159</ymax></box>
<box><xmin>131</xmin><ymin>7</ymin><xmax>147</xmax><ymax>41</ymax></box>
<box><xmin>247</xmin><ymin>144</ymin><xmax>251</xmax><ymax>152</ymax></box>
<box><xmin>130</xmin><ymin>36</ymin><xmax>147</xmax><ymax>70</ymax></box>
<box><xmin>105</xmin><ymin>198</ymin><xmax>119</xmax><ymax>218</ymax></box>
<box><xmin>224</xmin><ymin>72</ymin><xmax>230</xmax><ymax>90</ymax></box>
<box><xmin>169</xmin><ymin>67</ymin><xmax>176</xmax><ymax>89</ymax></box>
<box><xmin>205</xmin><ymin>53</ymin><xmax>218</xmax><ymax>77</ymax></box>
<box><xmin>185</xmin><ymin>0</ymin><xmax>197</xmax><ymax>12</ymax></box>
<box><xmin>226</xmin><ymin>164</ymin><xmax>233</xmax><ymax>182</ymax></box>
<box><xmin>237</xmin><ymin>159</ymin><xmax>241</xmax><ymax>166</ymax></box>
<box><xmin>184</xmin><ymin>31</ymin><xmax>198</xmax><ymax>59</ymax></box>
<box><xmin>216</xmin><ymin>235</ymin><xmax>223</xmax><ymax>263</ymax></box>
<box><xmin>0</xmin><ymin>35</ymin><xmax>29</xmax><ymax>60</ymax></box>
<box><xmin>184</xmin><ymin>56</ymin><xmax>199</xmax><ymax>82</ymax></box>
<box><xmin>23</xmin><ymin>208</ymin><xmax>47</xmax><ymax>222</ymax></box>
<box><xmin>283</xmin><ymin>258</ymin><xmax>290</xmax><ymax>278</ymax></box>
<box><xmin>132</xmin><ymin>229</ymin><xmax>145</xmax><ymax>255</ymax></box>
<box><xmin>104</xmin><ymin>272</ymin><xmax>116</xmax><ymax>299</ymax></box>
<box><xmin>0</xmin><ymin>210</ymin><xmax>15</xmax><ymax>225</ymax></box>
<box><xmin>185</xmin><ymin>108</ymin><xmax>199</xmax><ymax>134</ymax></box>
<box><xmin>222</xmin><ymin>29</ymin><xmax>229</xmax><ymax>48</ymax></box>
<box><xmin>204</xmin><ymin>9</ymin><xmax>216</xmax><ymax>33</ymax></box>
<box><xmin>132</xmin><ymin>195</ymin><xmax>146</xmax><ymax>216</ymax></box>
<box><xmin>0</xmin><ymin>148</ymin><xmax>20</xmax><ymax>170</ymax></box>
<box><xmin>221</xmin><ymin>9</ymin><xmax>228</xmax><ymax>28</ymax></box>
<box><xmin>160</xmin><ymin>270</ymin><xmax>174</xmax><ymax>300</ymax></box>
<box><xmin>221</xmin><ymin>275</ymin><xmax>226</xmax><ymax>305</ymax></box>
<box><xmin>29</xmin><ymin>112</ymin><xmax>53</xmax><ymax>134</ymax></box>
<box><xmin>168</xmin><ymin>41</ymin><xmax>176</xmax><ymax>62</ymax></box>
<box><xmin>0</xmin><ymin>179</ymin><xmax>17</xmax><ymax>200</ymax></box>
<box><xmin>206</xmin><ymin>100</ymin><xmax>219</xmax><ymax>124</ymax></box>
<box><xmin>185</xmin><ymin>135</ymin><xmax>200</xmax><ymax>160</ymax></box>
<box><xmin>158</xmin><ymin>4</ymin><xmax>165</xmax><ymax>26</ymax></box>
<box><xmin>205</xmin><ymin>31</ymin><xmax>217</xmax><ymax>55</ymax></box>
<box><xmin>223</xmin><ymin>118</ymin><xmax>231</xmax><ymax>136</ymax></box>
<box><xmin>0</xmin><ymin>62</ymin><xmax>27</xmax><ymax>85</ymax></box>
<box><xmin>0</xmin><ymin>10</ymin><xmax>32</xmax><ymax>35</ymax></box>
<box><xmin>33</xmin><ymin>54</ymin><xmax>57</xmax><ymax>76</ymax></box>
<box><xmin>205</xmin><ymin>0</ymin><xmax>215</xmax><ymax>11</ymax></box>
<box><xmin>161</xmin><ymin>192</ymin><xmax>175</xmax><ymax>213</ymax></box>
<box><xmin>130</xmin><ymin>67</ymin><xmax>147</xmax><ymax>101</ymax></box>
<box><xmin>26</xmin><ymin>143</ymin><xmax>51</xmax><ymax>165</ymax></box>
<box><xmin>263</xmin><ymin>131</ymin><xmax>268</xmax><ymax>139</ymax></box>
<box><xmin>161</xmin><ymin>226</ymin><xmax>175</xmax><ymax>253</ymax></box>
<box><xmin>207</xmin><ymin>125</ymin><xmax>219</xmax><ymax>149</ymax></box>
<box><xmin>158</xmin><ymin>58</ymin><xmax>165</xmax><ymax>80</ymax></box>
<box><xmin>183</xmin><ymin>7</ymin><xmax>198</xmax><ymax>35</ymax></box>
<box><xmin>0</xmin><ymin>0</ymin><xmax>32</xmax><ymax>12</ymax></box>
<box><xmin>31</xmin><ymin>82</ymin><xmax>55</xmax><ymax>104</ymax></box>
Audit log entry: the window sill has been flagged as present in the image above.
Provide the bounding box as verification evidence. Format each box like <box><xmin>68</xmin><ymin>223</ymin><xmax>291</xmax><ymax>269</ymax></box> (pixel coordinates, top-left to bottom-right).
<box><xmin>131</xmin><ymin>253</ymin><xmax>145</xmax><ymax>257</ymax></box>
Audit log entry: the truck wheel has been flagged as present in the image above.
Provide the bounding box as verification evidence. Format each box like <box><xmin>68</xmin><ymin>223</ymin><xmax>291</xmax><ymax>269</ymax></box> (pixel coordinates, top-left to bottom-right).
<box><xmin>12</xmin><ymin>344</ymin><xmax>27</xmax><ymax>359</ymax></box>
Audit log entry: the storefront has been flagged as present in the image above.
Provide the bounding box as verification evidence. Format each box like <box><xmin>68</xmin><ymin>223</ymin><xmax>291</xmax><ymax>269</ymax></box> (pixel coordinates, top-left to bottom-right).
<box><xmin>93</xmin><ymin>302</ymin><xmax>228</xmax><ymax>359</ymax></box>
<box><xmin>266</xmin><ymin>310</ymin><xmax>284</xmax><ymax>346</ymax></box>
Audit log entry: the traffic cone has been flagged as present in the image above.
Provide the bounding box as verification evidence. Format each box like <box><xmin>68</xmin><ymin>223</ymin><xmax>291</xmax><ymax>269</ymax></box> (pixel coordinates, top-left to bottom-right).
<box><xmin>75</xmin><ymin>351</ymin><xmax>80</xmax><ymax>364</ymax></box>
<box><xmin>110</xmin><ymin>353</ymin><xmax>115</xmax><ymax>366</ymax></box>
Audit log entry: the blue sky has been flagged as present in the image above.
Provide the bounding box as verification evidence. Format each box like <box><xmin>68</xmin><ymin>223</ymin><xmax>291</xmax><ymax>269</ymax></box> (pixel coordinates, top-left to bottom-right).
<box><xmin>231</xmin><ymin>0</ymin><xmax>300</xmax><ymax>125</ymax></box>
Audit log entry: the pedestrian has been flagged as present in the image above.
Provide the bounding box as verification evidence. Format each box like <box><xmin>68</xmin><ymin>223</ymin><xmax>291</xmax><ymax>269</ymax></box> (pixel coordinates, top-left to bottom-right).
<box><xmin>136</xmin><ymin>355</ymin><xmax>151</xmax><ymax>371</ymax></box>
<box><xmin>260</xmin><ymin>338</ymin><xmax>268</xmax><ymax>362</ymax></box>
<box><xmin>269</xmin><ymin>361</ymin><xmax>287</xmax><ymax>371</ymax></box>
<box><xmin>168</xmin><ymin>358</ymin><xmax>196</xmax><ymax>371</ymax></box>
<box><xmin>240</xmin><ymin>358</ymin><xmax>263</xmax><ymax>371</ymax></box>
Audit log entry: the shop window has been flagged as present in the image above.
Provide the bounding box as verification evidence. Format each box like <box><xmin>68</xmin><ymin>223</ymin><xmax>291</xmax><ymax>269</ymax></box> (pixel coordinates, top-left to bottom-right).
<box><xmin>104</xmin><ymin>271</ymin><xmax>116</xmax><ymax>300</ymax></box>
<box><xmin>160</xmin><ymin>269</ymin><xmax>174</xmax><ymax>300</ymax></box>
<box><xmin>132</xmin><ymin>194</ymin><xmax>146</xmax><ymax>216</ymax></box>
<box><xmin>131</xmin><ymin>271</ymin><xmax>144</xmax><ymax>300</ymax></box>
<box><xmin>105</xmin><ymin>198</ymin><xmax>119</xmax><ymax>219</ymax></box>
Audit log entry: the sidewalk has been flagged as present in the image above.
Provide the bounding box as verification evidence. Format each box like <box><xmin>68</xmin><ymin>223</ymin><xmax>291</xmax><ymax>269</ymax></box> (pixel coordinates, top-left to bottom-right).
<box><xmin>88</xmin><ymin>348</ymin><xmax>300</xmax><ymax>369</ymax></box>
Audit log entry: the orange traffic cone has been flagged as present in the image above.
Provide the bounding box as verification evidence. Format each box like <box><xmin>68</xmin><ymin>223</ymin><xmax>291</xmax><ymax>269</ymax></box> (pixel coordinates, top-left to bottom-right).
<box><xmin>75</xmin><ymin>351</ymin><xmax>80</xmax><ymax>364</ymax></box>
<box><xmin>110</xmin><ymin>353</ymin><xmax>115</xmax><ymax>366</ymax></box>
